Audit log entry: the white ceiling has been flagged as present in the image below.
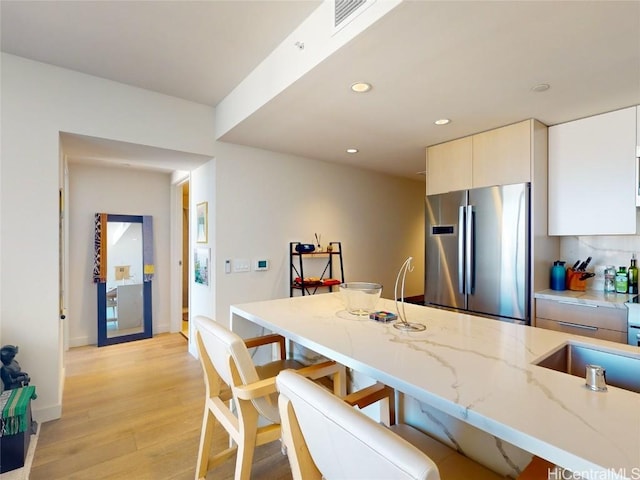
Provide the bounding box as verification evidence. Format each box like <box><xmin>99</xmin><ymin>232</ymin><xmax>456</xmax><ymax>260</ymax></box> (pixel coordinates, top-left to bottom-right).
<box><xmin>2</xmin><ymin>0</ymin><xmax>639</xmax><ymax>179</ymax></box>
<box><xmin>58</xmin><ymin>132</ymin><xmax>213</xmax><ymax>174</ymax></box>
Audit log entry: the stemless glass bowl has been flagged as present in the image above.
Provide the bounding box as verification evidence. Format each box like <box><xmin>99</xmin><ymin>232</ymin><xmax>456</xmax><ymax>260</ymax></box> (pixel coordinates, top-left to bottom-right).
<box><xmin>339</xmin><ymin>282</ymin><xmax>383</xmax><ymax>315</ymax></box>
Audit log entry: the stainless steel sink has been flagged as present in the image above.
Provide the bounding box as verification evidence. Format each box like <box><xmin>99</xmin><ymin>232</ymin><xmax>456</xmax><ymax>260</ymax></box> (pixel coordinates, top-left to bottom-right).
<box><xmin>534</xmin><ymin>342</ymin><xmax>640</xmax><ymax>393</ymax></box>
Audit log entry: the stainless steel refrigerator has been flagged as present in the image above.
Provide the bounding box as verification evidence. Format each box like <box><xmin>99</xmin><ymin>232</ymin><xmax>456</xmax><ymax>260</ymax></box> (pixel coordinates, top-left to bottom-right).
<box><xmin>425</xmin><ymin>182</ymin><xmax>530</xmax><ymax>324</ymax></box>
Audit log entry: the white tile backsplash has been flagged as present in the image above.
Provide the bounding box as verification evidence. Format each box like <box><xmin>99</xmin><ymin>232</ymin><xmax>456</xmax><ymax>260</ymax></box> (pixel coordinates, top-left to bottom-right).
<box><xmin>560</xmin><ymin>235</ymin><xmax>640</xmax><ymax>291</ymax></box>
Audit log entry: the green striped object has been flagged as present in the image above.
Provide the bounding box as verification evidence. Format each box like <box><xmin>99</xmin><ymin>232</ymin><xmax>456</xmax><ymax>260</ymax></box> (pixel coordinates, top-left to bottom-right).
<box><xmin>0</xmin><ymin>386</ymin><xmax>36</xmax><ymax>436</ymax></box>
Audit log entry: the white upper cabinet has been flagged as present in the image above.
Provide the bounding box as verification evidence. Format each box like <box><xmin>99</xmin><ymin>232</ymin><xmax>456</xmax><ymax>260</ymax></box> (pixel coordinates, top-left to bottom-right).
<box><xmin>548</xmin><ymin>106</ymin><xmax>637</xmax><ymax>236</ymax></box>
<box><xmin>637</xmin><ymin>106</ymin><xmax>640</xmax><ymax>206</ymax></box>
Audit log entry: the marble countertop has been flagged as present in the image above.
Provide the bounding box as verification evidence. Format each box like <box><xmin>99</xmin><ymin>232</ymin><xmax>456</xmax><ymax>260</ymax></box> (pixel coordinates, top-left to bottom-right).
<box><xmin>231</xmin><ymin>293</ymin><xmax>640</xmax><ymax>480</ymax></box>
<box><xmin>535</xmin><ymin>289</ymin><xmax>636</xmax><ymax>309</ymax></box>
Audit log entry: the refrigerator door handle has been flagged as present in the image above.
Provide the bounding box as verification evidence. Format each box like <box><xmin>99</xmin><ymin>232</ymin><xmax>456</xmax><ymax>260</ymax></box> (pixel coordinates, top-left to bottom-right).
<box><xmin>466</xmin><ymin>205</ymin><xmax>475</xmax><ymax>294</ymax></box>
<box><xmin>458</xmin><ymin>206</ymin><xmax>466</xmax><ymax>294</ymax></box>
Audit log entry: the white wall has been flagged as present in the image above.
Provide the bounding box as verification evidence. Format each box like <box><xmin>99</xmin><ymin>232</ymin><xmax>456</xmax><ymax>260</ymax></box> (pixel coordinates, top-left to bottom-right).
<box><xmin>1</xmin><ymin>52</ymin><xmax>425</xmax><ymax>423</ymax></box>
<box><xmin>67</xmin><ymin>163</ymin><xmax>172</xmax><ymax>347</ymax></box>
<box><xmin>189</xmin><ymin>142</ymin><xmax>425</xmax><ymax>330</ymax></box>
<box><xmin>1</xmin><ymin>53</ymin><xmax>215</xmax><ymax>422</ymax></box>
<box><xmin>188</xmin><ymin>161</ymin><xmax>216</xmax><ymax>354</ymax></box>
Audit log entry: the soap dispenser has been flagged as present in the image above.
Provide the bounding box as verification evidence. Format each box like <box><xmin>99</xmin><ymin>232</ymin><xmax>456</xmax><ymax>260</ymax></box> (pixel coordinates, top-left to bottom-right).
<box><xmin>550</xmin><ymin>261</ymin><xmax>566</xmax><ymax>291</ymax></box>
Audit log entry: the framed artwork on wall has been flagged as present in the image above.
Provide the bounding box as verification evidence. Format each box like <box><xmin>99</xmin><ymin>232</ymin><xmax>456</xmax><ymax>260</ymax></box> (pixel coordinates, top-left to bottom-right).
<box><xmin>194</xmin><ymin>247</ymin><xmax>210</xmax><ymax>286</ymax></box>
<box><xmin>196</xmin><ymin>202</ymin><xmax>208</xmax><ymax>243</ymax></box>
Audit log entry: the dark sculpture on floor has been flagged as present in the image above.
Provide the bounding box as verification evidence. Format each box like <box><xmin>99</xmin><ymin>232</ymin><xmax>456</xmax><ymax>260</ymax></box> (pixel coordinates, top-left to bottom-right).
<box><xmin>1</xmin><ymin>345</ymin><xmax>30</xmax><ymax>391</ymax></box>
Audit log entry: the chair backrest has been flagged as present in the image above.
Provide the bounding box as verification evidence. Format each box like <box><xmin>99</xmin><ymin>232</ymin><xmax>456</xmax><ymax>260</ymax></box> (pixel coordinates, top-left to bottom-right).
<box><xmin>277</xmin><ymin>370</ymin><xmax>440</xmax><ymax>480</ymax></box>
<box><xmin>194</xmin><ymin>315</ymin><xmax>279</xmax><ymax>423</ymax></box>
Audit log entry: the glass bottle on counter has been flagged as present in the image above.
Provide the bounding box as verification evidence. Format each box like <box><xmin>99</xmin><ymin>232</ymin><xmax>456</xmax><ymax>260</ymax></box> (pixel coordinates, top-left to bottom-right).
<box><xmin>615</xmin><ymin>266</ymin><xmax>628</xmax><ymax>294</ymax></box>
<box><xmin>628</xmin><ymin>254</ymin><xmax>638</xmax><ymax>294</ymax></box>
<box><xmin>604</xmin><ymin>266</ymin><xmax>616</xmax><ymax>293</ymax></box>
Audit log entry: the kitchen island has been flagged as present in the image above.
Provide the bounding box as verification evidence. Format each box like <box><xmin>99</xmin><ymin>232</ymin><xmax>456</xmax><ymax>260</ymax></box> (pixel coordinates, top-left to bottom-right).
<box><xmin>231</xmin><ymin>293</ymin><xmax>640</xmax><ymax>480</ymax></box>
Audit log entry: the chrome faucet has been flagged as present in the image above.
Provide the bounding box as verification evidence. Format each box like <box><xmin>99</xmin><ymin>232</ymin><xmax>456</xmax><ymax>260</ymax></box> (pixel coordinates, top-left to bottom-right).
<box><xmin>585</xmin><ymin>364</ymin><xmax>607</xmax><ymax>392</ymax></box>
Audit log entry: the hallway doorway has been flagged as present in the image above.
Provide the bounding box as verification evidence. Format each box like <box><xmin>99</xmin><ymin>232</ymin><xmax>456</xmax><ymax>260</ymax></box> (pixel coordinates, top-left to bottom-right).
<box><xmin>181</xmin><ymin>180</ymin><xmax>190</xmax><ymax>338</ymax></box>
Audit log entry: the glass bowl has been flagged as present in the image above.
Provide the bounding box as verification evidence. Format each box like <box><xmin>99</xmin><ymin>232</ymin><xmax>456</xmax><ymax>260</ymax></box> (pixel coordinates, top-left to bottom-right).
<box><xmin>339</xmin><ymin>282</ymin><xmax>382</xmax><ymax>315</ymax></box>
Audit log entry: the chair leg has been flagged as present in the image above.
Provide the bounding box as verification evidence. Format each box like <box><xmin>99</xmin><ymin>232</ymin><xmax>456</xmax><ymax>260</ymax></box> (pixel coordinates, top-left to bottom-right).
<box><xmin>343</xmin><ymin>383</ymin><xmax>396</xmax><ymax>426</ymax></box>
<box><xmin>234</xmin><ymin>399</ymin><xmax>259</xmax><ymax>480</ymax></box>
<box><xmin>379</xmin><ymin>394</ymin><xmax>396</xmax><ymax>427</ymax></box>
<box><xmin>333</xmin><ymin>364</ymin><xmax>347</xmax><ymax>397</ymax></box>
<box><xmin>279</xmin><ymin>396</ymin><xmax>323</xmax><ymax>480</ymax></box>
<box><xmin>196</xmin><ymin>406</ymin><xmax>216</xmax><ymax>480</ymax></box>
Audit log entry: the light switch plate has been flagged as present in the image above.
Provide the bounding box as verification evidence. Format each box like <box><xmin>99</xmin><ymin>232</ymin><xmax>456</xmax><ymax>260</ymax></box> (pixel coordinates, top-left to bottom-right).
<box><xmin>233</xmin><ymin>258</ymin><xmax>251</xmax><ymax>273</ymax></box>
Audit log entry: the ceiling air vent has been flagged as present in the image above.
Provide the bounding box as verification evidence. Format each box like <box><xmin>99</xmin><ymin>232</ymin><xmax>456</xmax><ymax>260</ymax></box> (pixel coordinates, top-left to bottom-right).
<box><xmin>335</xmin><ymin>0</ymin><xmax>367</xmax><ymax>28</ymax></box>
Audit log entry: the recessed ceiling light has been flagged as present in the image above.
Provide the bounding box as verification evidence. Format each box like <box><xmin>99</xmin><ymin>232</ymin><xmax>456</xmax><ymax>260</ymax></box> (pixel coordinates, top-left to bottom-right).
<box><xmin>346</xmin><ymin>148</ymin><xmax>359</xmax><ymax>154</ymax></box>
<box><xmin>350</xmin><ymin>82</ymin><xmax>372</xmax><ymax>93</ymax></box>
<box><xmin>531</xmin><ymin>83</ymin><xmax>550</xmax><ymax>93</ymax></box>
<box><xmin>434</xmin><ymin>119</ymin><xmax>450</xmax><ymax>125</ymax></box>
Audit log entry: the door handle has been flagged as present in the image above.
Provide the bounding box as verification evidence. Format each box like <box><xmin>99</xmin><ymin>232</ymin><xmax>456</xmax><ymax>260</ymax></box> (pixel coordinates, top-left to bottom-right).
<box><xmin>558</xmin><ymin>301</ymin><xmax>598</xmax><ymax>308</ymax></box>
<box><xmin>458</xmin><ymin>206</ymin><xmax>465</xmax><ymax>294</ymax></box>
<box><xmin>557</xmin><ymin>321</ymin><xmax>598</xmax><ymax>331</ymax></box>
<box><xmin>465</xmin><ymin>205</ymin><xmax>475</xmax><ymax>294</ymax></box>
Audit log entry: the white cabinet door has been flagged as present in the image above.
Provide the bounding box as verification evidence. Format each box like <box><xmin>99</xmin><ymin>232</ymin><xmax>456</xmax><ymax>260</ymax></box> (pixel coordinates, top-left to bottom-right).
<box><xmin>548</xmin><ymin>106</ymin><xmax>637</xmax><ymax>235</ymax></box>
<box><xmin>637</xmin><ymin>106</ymin><xmax>640</xmax><ymax>206</ymax></box>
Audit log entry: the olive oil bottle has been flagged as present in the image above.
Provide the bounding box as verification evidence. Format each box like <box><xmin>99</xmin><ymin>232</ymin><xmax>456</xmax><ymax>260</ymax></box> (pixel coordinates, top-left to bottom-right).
<box><xmin>628</xmin><ymin>254</ymin><xmax>638</xmax><ymax>294</ymax></box>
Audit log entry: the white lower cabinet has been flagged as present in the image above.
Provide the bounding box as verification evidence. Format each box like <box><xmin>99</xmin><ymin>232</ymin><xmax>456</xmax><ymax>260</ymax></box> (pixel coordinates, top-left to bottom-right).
<box><xmin>535</xmin><ymin>298</ymin><xmax>627</xmax><ymax>344</ymax></box>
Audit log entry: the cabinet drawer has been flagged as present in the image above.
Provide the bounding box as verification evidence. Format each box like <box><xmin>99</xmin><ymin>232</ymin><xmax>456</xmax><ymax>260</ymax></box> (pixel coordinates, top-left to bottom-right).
<box><xmin>536</xmin><ymin>298</ymin><xmax>626</xmax><ymax>332</ymax></box>
<box><xmin>535</xmin><ymin>317</ymin><xmax>627</xmax><ymax>344</ymax></box>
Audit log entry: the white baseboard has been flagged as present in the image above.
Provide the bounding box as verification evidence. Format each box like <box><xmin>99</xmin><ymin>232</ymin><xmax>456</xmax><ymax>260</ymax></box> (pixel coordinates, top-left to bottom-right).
<box><xmin>68</xmin><ymin>335</ymin><xmax>92</xmax><ymax>347</ymax></box>
<box><xmin>32</xmin><ymin>403</ymin><xmax>61</xmax><ymax>423</ymax></box>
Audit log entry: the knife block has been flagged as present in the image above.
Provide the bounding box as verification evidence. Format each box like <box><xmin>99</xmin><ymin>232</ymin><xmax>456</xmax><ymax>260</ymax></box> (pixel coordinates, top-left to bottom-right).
<box><xmin>566</xmin><ymin>268</ymin><xmax>586</xmax><ymax>291</ymax></box>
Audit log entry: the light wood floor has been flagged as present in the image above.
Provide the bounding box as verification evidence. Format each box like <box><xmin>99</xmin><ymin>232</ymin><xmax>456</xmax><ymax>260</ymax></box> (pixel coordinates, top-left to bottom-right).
<box><xmin>30</xmin><ymin>333</ymin><xmax>292</xmax><ymax>480</ymax></box>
